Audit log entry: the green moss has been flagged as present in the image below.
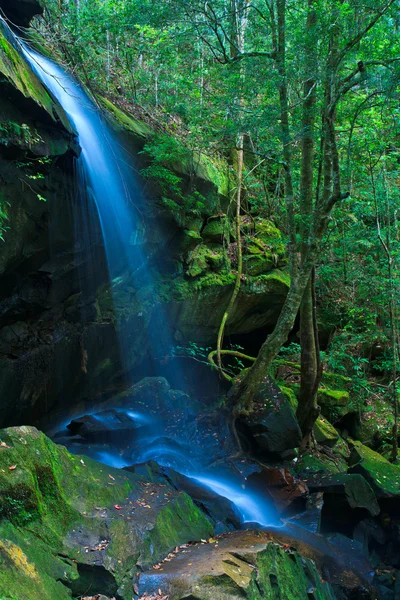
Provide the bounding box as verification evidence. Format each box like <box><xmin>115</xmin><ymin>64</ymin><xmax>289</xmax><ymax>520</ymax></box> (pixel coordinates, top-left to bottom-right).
<box><xmin>99</xmin><ymin>96</ymin><xmax>153</xmax><ymax>138</ymax></box>
<box><xmin>349</xmin><ymin>440</ymin><xmax>400</xmax><ymax>497</ymax></box>
<box><xmin>248</xmin><ymin>543</ymin><xmax>335</xmax><ymax>600</ymax></box>
<box><xmin>317</xmin><ymin>388</ymin><xmax>351</xmax><ymax>422</ymax></box>
<box><xmin>255</xmin><ymin>269</ymin><xmax>290</xmax><ymax>288</ymax></box>
<box><xmin>0</xmin><ymin>22</ymin><xmax>67</xmax><ymax>126</ymax></box>
<box><xmin>243</xmin><ymin>219</ymin><xmax>286</xmax><ymax>277</ymax></box>
<box><xmin>280</xmin><ymin>385</ymin><xmax>298</xmax><ymax>411</ymax></box>
<box><xmin>314</xmin><ymin>416</ymin><xmax>340</xmax><ymax>446</ymax></box>
<box><xmin>0</xmin><ymin>427</ymin><xmax>219</xmax><ymax>600</ymax></box>
<box><xmin>139</xmin><ymin>493</ymin><xmax>213</xmax><ymax>568</ymax></box>
<box><xmin>296</xmin><ymin>452</ymin><xmax>346</xmax><ymax>476</ymax></box>
<box><xmin>186</xmin><ymin>243</ymin><xmax>228</xmax><ymax>278</ymax></box>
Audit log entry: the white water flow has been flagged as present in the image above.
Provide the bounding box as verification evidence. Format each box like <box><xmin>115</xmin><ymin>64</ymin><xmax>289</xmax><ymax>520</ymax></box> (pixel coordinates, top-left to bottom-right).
<box><xmin>21</xmin><ymin>45</ymin><xmax>141</xmax><ymax>271</ymax></box>
<box><xmin>21</xmin><ymin>44</ymin><xmax>278</xmax><ymax>529</ymax></box>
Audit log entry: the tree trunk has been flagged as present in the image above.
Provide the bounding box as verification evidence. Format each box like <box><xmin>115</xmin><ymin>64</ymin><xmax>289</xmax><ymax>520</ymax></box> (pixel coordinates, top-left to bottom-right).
<box><xmin>229</xmin><ymin>248</ymin><xmax>318</xmax><ymax>413</ymax></box>
<box><xmin>297</xmin><ymin>0</ymin><xmax>319</xmax><ymax>438</ymax></box>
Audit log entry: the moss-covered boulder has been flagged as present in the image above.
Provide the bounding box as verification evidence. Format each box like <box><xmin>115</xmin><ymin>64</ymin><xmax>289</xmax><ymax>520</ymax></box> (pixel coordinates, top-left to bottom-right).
<box><xmin>318</xmin><ymin>388</ymin><xmax>351</xmax><ymax>422</ymax></box>
<box><xmin>243</xmin><ymin>218</ymin><xmax>287</xmax><ymax>277</ymax></box>
<box><xmin>304</xmin><ymin>473</ymin><xmax>380</xmax><ymax>517</ymax></box>
<box><xmin>241</xmin><ymin>379</ymin><xmax>302</xmax><ymax>457</ymax></box>
<box><xmin>348</xmin><ymin>440</ymin><xmax>400</xmax><ymax>498</ymax></box>
<box><xmin>0</xmin><ymin>426</ymin><xmax>213</xmax><ymax>600</ymax></box>
<box><xmin>202</xmin><ymin>215</ymin><xmax>231</xmax><ymax>243</ymax></box>
<box><xmin>314</xmin><ymin>416</ymin><xmax>340</xmax><ymax>446</ymax></box>
<box><xmin>280</xmin><ymin>385</ymin><xmax>340</xmax><ymax>447</ymax></box>
<box><xmin>294</xmin><ymin>452</ymin><xmax>348</xmax><ymax>477</ymax></box>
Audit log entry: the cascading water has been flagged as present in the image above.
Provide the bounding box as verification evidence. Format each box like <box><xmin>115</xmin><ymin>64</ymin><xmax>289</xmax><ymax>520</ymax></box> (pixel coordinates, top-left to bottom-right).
<box><xmin>20</xmin><ymin>41</ymin><xmax>279</xmax><ymax>529</ymax></box>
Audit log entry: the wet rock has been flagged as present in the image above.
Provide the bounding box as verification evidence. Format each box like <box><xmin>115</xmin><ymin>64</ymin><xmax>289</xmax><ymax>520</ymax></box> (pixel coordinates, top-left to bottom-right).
<box><xmin>0</xmin><ymin>426</ymin><xmax>213</xmax><ymax>600</ymax></box>
<box><xmin>67</xmin><ymin>409</ymin><xmax>144</xmax><ymax>443</ymax></box>
<box><xmin>348</xmin><ymin>440</ymin><xmax>400</xmax><ymax>499</ymax></box>
<box><xmin>353</xmin><ymin>519</ymin><xmax>386</xmax><ymax>557</ymax></box>
<box><xmin>138</xmin><ymin>528</ymin><xmax>376</xmax><ymax>599</ymax></box>
<box><xmin>305</xmin><ymin>473</ymin><xmax>380</xmax><ymax>517</ymax></box>
<box><xmin>144</xmin><ymin>462</ymin><xmax>243</xmax><ymax>531</ymax></box>
<box><xmin>239</xmin><ymin>378</ymin><xmax>302</xmax><ymax>457</ymax></box>
<box><xmin>288</xmin><ymin>491</ymin><xmax>324</xmax><ymax>533</ymax></box>
<box><xmin>247</xmin><ymin>466</ymin><xmax>308</xmax><ymax>514</ymax></box>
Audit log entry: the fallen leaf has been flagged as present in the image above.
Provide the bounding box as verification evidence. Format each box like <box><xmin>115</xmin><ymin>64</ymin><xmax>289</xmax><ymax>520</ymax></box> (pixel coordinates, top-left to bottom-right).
<box><xmin>114</xmin><ymin>504</ymin><xmax>122</xmax><ymax>510</ymax></box>
<box><xmin>109</xmin><ymin>474</ymin><xmax>116</xmax><ymax>480</ymax></box>
<box><xmin>8</xmin><ymin>465</ymin><xmax>16</xmax><ymax>471</ymax></box>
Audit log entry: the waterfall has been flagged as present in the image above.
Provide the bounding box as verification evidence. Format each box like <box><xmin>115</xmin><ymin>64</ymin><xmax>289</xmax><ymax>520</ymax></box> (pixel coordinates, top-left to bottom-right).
<box><xmin>20</xmin><ymin>42</ymin><xmax>278</xmax><ymax>529</ymax></box>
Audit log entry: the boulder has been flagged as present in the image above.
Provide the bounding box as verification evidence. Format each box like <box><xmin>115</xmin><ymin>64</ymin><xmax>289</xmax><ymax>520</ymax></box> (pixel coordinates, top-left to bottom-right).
<box><xmin>239</xmin><ymin>378</ymin><xmax>302</xmax><ymax>456</ymax></box>
<box><xmin>348</xmin><ymin>440</ymin><xmax>400</xmax><ymax>499</ymax></box>
<box><xmin>138</xmin><ymin>527</ymin><xmax>376</xmax><ymax>599</ymax></box>
<box><xmin>67</xmin><ymin>409</ymin><xmax>144</xmax><ymax>443</ymax></box>
<box><xmin>318</xmin><ymin>388</ymin><xmax>352</xmax><ymax>422</ymax></box>
<box><xmin>288</xmin><ymin>491</ymin><xmax>324</xmax><ymax>533</ymax></box>
<box><xmin>314</xmin><ymin>416</ymin><xmax>340</xmax><ymax>446</ymax></box>
<box><xmin>0</xmin><ymin>426</ymin><xmax>213</xmax><ymax>600</ymax></box>
<box><xmin>247</xmin><ymin>466</ymin><xmax>308</xmax><ymax>514</ymax></box>
<box><xmin>294</xmin><ymin>451</ymin><xmax>348</xmax><ymax>477</ymax></box>
<box><xmin>304</xmin><ymin>473</ymin><xmax>380</xmax><ymax>517</ymax></box>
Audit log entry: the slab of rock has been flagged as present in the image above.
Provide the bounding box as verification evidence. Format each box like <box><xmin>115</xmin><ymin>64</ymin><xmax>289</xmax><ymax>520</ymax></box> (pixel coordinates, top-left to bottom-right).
<box><xmin>304</xmin><ymin>473</ymin><xmax>380</xmax><ymax>516</ymax></box>
<box><xmin>348</xmin><ymin>440</ymin><xmax>400</xmax><ymax>499</ymax></box>
<box><xmin>67</xmin><ymin>409</ymin><xmax>144</xmax><ymax>442</ymax></box>
<box><xmin>138</xmin><ymin>527</ymin><xmax>375</xmax><ymax>600</ymax></box>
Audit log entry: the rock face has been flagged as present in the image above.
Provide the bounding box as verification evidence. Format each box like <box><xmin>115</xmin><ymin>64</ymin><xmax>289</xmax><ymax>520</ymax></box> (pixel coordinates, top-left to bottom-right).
<box><xmin>137</xmin><ymin>527</ymin><xmax>375</xmax><ymax>600</ymax></box>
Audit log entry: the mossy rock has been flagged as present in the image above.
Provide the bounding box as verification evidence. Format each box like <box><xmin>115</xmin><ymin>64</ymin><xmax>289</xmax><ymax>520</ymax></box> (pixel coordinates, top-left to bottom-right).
<box><xmin>354</xmin><ymin>399</ymin><xmax>394</xmax><ymax>448</ymax></box>
<box><xmin>349</xmin><ymin>439</ymin><xmax>400</xmax><ymax>498</ymax></box>
<box><xmin>0</xmin><ymin>20</ymin><xmax>70</xmax><ymax>128</ymax></box>
<box><xmin>305</xmin><ymin>473</ymin><xmax>380</xmax><ymax>517</ymax></box>
<box><xmin>0</xmin><ymin>426</ymin><xmax>213</xmax><ymax>600</ymax></box>
<box><xmin>202</xmin><ymin>216</ymin><xmax>230</xmax><ymax>243</ymax></box>
<box><xmin>243</xmin><ymin>218</ymin><xmax>286</xmax><ymax>277</ymax></box>
<box><xmin>318</xmin><ymin>388</ymin><xmax>351</xmax><ymax>422</ymax></box>
<box><xmin>138</xmin><ymin>529</ymin><xmax>337</xmax><ymax>599</ymax></box>
<box><xmin>99</xmin><ymin>95</ymin><xmax>153</xmax><ymax>139</ymax></box>
<box><xmin>99</xmin><ymin>96</ymin><xmax>232</xmax><ymax>199</ymax></box>
<box><xmin>186</xmin><ymin>243</ymin><xmax>228</xmax><ymax>278</ymax></box>
<box><xmin>280</xmin><ymin>385</ymin><xmax>339</xmax><ymax>447</ymax></box>
<box><xmin>294</xmin><ymin>452</ymin><xmax>347</xmax><ymax>477</ymax></box>
<box><xmin>314</xmin><ymin>417</ymin><xmax>340</xmax><ymax>447</ymax></box>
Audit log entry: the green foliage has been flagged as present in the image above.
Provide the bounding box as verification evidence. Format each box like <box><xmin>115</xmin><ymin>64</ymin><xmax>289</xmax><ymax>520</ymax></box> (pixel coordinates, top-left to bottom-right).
<box><xmin>140</xmin><ymin>134</ymin><xmax>212</xmax><ymax>216</ymax></box>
